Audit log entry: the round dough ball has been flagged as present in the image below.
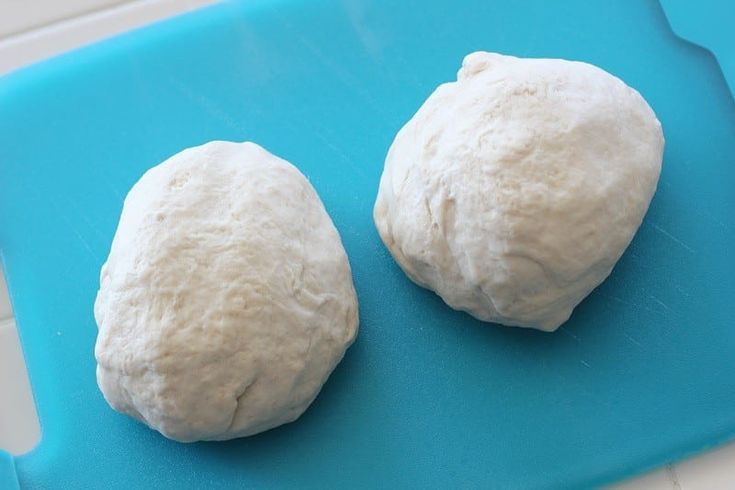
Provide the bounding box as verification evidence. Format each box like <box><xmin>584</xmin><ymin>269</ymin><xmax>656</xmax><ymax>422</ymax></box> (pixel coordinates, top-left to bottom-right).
<box><xmin>95</xmin><ymin>141</ymin><xmax>358</xmax><ymax>442</ymax></box>
<box><xmin>374</xmin><ymin>52</ymin><xmax>664</xmax><ymax>332</ymax></box>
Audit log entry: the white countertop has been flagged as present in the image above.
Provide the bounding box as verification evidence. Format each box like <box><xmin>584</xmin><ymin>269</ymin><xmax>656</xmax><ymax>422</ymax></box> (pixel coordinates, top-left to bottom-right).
<box><xmin>0</xmin><ymin>1</ymin><xmax>732</xmax><ymax>487</ymax></box>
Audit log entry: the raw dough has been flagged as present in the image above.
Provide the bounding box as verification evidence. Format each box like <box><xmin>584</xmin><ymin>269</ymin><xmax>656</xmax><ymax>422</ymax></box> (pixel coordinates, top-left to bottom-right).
<box><xmin>95</xmin><ymin>141</ymin><xmax>358</xmax><ymax>442</ymax></box>
<box><xmin>374</xmin><ymin>52</ymin><xmax>664</xmax><ymax>331</ymax></box>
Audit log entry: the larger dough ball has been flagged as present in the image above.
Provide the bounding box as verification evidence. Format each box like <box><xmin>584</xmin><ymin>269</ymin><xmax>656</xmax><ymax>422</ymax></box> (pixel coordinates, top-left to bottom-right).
<box><xmin>374</xmin><ymin>52</ymin><xmax>664</xmax><ymax>331</ymax></box>
<box><xmin>95</xmin><ymin>141</ymin><xmax>358</xmax><ymax>442</ymax></box>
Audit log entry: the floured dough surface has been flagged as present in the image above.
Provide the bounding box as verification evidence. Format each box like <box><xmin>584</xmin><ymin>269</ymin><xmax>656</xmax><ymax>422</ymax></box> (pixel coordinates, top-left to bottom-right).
<box><xmin>374</xmin><ymin>52</ymin><xmax>664</xmax><ymax>331</ymax></box>
<box><xmin>95</xmin><ymin>141</ymin><xmax>358</xmax><ymax>442</ymax></box>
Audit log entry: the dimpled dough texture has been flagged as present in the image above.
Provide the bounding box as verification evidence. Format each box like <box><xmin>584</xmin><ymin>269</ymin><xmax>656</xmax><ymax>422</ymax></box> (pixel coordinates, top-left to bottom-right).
<box><xmin>95</xmin><ymin>141</ymin><xmax>358</xmax><ymax>442</ymax></box>
<box><xmin>374</xmin><ymin>52</ymin><xmax>664</xmax><ymax>332</ymax></box>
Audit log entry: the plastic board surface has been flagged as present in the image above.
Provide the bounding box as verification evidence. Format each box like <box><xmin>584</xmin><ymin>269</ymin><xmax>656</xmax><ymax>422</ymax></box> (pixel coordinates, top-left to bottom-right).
<box><xmin>1</xmin><ymin>0</ymin><xmax>734</xmax><ymax>488</ymax></box>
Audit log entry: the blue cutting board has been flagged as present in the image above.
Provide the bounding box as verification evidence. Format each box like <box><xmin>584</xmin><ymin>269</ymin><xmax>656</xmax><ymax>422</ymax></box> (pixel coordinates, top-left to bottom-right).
<box><xmin>1</xmin><ymin>0</ymin><xmax>734</xmax><ymax>488</ymax></box>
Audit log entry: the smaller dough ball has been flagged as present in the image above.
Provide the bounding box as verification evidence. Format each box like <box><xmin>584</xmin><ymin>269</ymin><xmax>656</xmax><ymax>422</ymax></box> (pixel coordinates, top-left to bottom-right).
<box><xmin>94</xmin><ymin>141</ymin><xmax>358</xmax><ymax>442</ymax></box>
<box><xmin>374</xmin><ymin>52</ymin><xmax>664</xmax><ymax>332</ymax></box>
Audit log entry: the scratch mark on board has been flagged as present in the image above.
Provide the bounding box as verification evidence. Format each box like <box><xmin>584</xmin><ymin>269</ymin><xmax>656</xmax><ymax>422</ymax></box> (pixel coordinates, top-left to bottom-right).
<box><xmin>648</xmin><ymin>294</ymin><xmax>674</xmax><ymax>314</ymax></box>
<box><xmin>559</xmin><ymin>327</ymin><xmax>580</xmax><ymax>344</ymax></box>
<box><xmin>623</xmin><ymin>332</ymin><xmax>642</xmax><ymax>347</ymax></box>
<box><xmin>650</xmin><ymin>223</ymin><xmax>695</xmax><ymax>254</ymax></box>
<box><xmin>596</xmin><ymin>292</ymin><xmax>666</xmax><ymax>317</ymax></box>
<box><xmin>70</xmin><ymin>226</ymin><xmax>97</xmax><ymax>261</ymax></box>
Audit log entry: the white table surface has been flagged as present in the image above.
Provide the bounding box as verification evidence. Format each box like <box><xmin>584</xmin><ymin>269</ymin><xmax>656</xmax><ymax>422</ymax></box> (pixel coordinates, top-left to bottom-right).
<box><xmin>0</xmin><ymin>1</ymin><xmax>733</xmax><ymax>488</ymax></box>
